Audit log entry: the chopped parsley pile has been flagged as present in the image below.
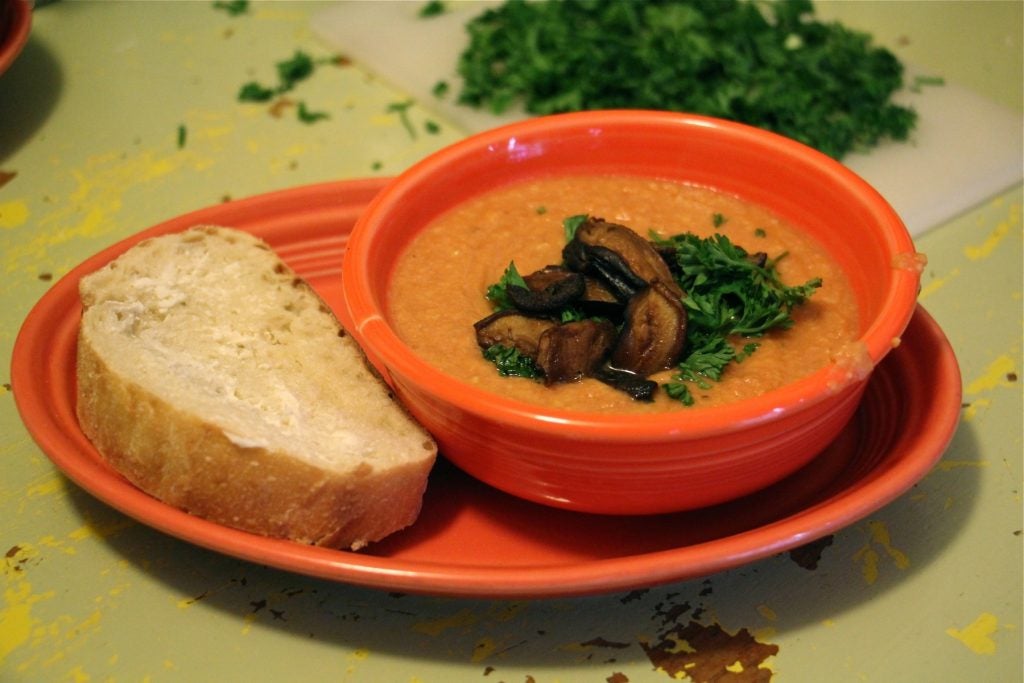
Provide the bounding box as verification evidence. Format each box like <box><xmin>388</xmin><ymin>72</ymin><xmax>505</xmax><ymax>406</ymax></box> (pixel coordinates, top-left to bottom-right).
<box><xmin>448</xmin><ymin>0</ymin><xmax>918</xmax><ymax>159</ymax></box>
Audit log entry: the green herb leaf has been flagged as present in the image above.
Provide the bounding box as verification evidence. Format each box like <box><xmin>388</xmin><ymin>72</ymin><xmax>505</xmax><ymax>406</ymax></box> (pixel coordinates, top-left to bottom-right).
<box><xmin>483</xmin><ymin>344</ymin><xmax>541</xmax><ymax>378</ymax></box>
<box><xmin>297</xmin><ymin>101</ymin><xmax>329</xmax><ymax>124</ymax></box>
<box><xmin>432</xmin><ymin>80</ymin><xmax>450</xmax><ymax>98</ymax></box>
<box><xmin>176</xmin><ymin>124</ymin><xmax>187</xmax><ymax>149</ymax></box>
<box><xmin>419</xmin><ymin>0</ymin><xmax>447</xmax><ymax>18</ymax></box>
<box><xmin>238</xmin><ymin>81</ymin><xmax>276</xmax><ymax>102</ymax></box>
<box><xmin>485</xmin><ymin>261</ymin><xmax>528</xmax><ymax>310</ymax></box>
<box><xmin>387</xmin><ymin>99</ymin><xmax>418</xmax><ymax>139</ymax></box>
<box><xmin>213</xmin><ymin>0</ymin><xmax>248</xmax><ymax>16</ymax></box>
<box><xmin>276</xmin><ymin>51</ymin><xmax>315</xmax><ymax>91</ymax></box>
<box><xmin>562</xmin><ymin>214</ymin><xmax>588</xmax><ymax>242</ymax></box>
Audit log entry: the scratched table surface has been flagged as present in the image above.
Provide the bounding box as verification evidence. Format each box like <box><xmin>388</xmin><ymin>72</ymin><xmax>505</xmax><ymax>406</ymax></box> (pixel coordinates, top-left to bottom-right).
<box><xmin>2</xmin><ymin>1</ymin><xmax>1021</xmax><ymax>681</ymax></box>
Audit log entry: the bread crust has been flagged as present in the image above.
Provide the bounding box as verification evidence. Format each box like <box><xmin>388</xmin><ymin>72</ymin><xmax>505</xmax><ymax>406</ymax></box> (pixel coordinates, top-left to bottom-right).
<box><xmin>75</xmin><ymin>226</ymin><xmax>437</xmax><ymax>550</ymax></box>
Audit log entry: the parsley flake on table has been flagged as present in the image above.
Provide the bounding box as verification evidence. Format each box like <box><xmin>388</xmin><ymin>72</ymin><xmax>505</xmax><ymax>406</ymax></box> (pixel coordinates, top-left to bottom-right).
<box><xmin>454</xmin><ymin>0</ymin><xmax>919</xmax><ymax>159</ymax></box>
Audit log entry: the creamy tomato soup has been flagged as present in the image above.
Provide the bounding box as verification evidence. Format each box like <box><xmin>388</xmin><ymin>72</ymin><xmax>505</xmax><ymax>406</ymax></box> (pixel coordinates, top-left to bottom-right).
<box><xmin>387</xmin><ymin>175</ymin><xmax>858</xmax><ymax>412</ymax></box>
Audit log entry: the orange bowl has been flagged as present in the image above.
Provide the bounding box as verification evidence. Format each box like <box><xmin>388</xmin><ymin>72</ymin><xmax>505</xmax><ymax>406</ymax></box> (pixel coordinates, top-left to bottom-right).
<box><xmin>342</xmin><ymin>110</ymin><xmax>921</xmax><ymax>515</ymax></box>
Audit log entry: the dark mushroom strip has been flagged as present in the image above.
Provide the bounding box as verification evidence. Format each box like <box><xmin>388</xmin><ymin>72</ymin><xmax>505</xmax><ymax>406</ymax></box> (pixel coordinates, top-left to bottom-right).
<box><xmin>522</xmin><ymin>265</ymin><xmax>574</xmax><ymax>291</ymax></box>
<box><xmin>507</xmin><ymin>266</ymin><xmax>586</xmax><ymax>313</ymax></box>
<box><xmin>570</xmin><ymin>217</ymin><xmax>684</xmax><ymax>299</ymax></box>
<box><xmin>610</xmin><ymin>281</ymin><xmax>688</xmax><ymax>376</ymax></box>
<box><xmin>563</xmin><ymin>241</ymin><xmax>648</xmax><ymax>301</ymax></box>
<box><xmin>536</xmin><ymin>319</ymin><xmax>617</xmax><ymax>384</ymax></box>
<box><xmin>578</xmin><ymin>275</ymin><xmax>625</xmax><ymax>320</ymax></box>
<box><xmin>592</xmin><ymin>365</ymin><xmax>658</xmax><ymax>402</ymax></box>
<box><xmin>474</xmin><ymin>310</ymin><xmax>557</xmax><ymax>357</ymax></box>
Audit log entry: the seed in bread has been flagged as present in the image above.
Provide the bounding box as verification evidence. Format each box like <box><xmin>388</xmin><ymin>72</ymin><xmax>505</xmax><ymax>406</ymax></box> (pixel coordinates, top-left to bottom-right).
<box><xmin>75</xmin><ymin>225</ymin><xmax>437</xmax><ymax>550</ymax></box>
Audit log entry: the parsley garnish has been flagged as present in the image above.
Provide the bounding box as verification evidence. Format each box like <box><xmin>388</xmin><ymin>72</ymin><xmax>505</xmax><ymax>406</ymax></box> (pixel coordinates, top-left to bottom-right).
<box><xmin>562</xmin><ymin>214</ymin><xmax>587</xmax><ymax>242</ymax></box>
<box><xmin>483</xmin><ymin>344</ymin><xmax>541</xmax><ymax>378</ymax></box>
<box><xmin>176</xmin><ymin>124</ymin><xmax>187</xmax><ymax>149</ymax></box>
<box><xmin>454</xmin><ymin>0</ymin><xmax>920</xmax><ymax>159</ymax></box>
<box><xmin>655</xmin><ymin>231</ymin><xmax>821</xmax><ymax>403</ymax></box>
<box><xmin>485</xmin><ymin>261</ymin><xmax>528</xmax><ymax>311</ymax></box>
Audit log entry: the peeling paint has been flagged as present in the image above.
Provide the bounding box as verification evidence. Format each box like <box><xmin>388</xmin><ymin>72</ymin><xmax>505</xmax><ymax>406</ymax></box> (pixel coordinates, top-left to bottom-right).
<box><xmin>641</xmin><ymin>621</ymin><xmax>778</xmax><ymax>682</ymax></box>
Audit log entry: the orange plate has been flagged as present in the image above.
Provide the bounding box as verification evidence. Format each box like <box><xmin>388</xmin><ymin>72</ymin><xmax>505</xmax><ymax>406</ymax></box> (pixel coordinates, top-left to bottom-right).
<box><xmin>11</xmin><ymin>178</ymin><xmax>962</xmax><ymax>598</ymax></box>
<box><xmin>0</xmin><ymin>0</ymin><xmax>31</xmax><ymax>76</ymax></box>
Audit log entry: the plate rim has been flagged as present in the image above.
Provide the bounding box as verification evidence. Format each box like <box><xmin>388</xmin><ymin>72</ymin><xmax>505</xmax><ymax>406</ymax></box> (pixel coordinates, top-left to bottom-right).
<box><xmin>0</xmin><ymin>0</ymin><xmax>32</xmax><ymax>76</ymax></box>
<box><xmin>10</xmin><ymin>178</ymin><xmax>963</xmax><ymax>598</ymax></box>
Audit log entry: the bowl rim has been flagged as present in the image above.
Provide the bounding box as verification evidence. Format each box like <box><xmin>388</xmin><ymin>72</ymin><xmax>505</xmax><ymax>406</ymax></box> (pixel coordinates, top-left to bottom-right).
<box><xmin>343</xmin><ymin>110</ymin><xmax>920</xmax><ymax>440</ymax></box>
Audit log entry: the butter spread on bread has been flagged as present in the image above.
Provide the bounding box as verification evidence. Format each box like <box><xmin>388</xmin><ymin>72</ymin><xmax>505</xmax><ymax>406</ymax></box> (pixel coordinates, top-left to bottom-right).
<box><xmin>76</xmin><ymin>226</ymin><xmax>437</xmax><ymax>550</ymax></box>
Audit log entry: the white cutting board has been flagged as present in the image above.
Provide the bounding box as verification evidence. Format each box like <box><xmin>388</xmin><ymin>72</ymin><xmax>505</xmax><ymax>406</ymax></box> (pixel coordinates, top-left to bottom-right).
<box><xmin>312</xmin><ymin>1</ymin><xmax>1023</xmax><ymax>237</ymax></box>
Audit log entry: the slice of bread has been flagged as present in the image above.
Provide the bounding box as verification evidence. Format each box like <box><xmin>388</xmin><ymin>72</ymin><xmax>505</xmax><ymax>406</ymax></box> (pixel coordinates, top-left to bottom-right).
<box><xmin>76</xmin><ymin>225</ymin><xmax>437</xmax><ymax>550</ymax></box>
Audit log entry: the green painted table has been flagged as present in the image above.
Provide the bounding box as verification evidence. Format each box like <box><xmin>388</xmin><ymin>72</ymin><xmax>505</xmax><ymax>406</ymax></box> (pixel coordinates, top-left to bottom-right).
<box><xmin>2</xmin><ymin>2</ymin><xmax>1021</xmax><ymax>681</ymax></box>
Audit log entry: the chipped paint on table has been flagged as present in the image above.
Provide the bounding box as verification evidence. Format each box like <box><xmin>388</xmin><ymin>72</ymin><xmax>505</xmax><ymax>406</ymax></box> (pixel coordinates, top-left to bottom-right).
<box><xmin>1</xmin><ymin>2</ymin><xmax>1021</xmax><ymax>681</ymax></box>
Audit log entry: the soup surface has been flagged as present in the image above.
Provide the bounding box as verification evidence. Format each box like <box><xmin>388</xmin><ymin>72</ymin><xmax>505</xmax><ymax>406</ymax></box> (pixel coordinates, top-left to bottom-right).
<box><xmin>387</xmin><ymin>175</ymin><xmax>858</xmax><ymax>412</ymax></box>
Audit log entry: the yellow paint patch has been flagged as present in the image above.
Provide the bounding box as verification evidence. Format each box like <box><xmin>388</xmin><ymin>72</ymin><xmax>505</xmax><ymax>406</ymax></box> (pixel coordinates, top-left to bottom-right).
<box><xmin>26</xmin><ymin>476</ymin><xmax>64</xmax><ymax>498</ymax></box>
<box><xmin>964</xmin><ymin>221</ymin><xmax>1010</xmax><ymax>261</ymax></box>
<box><xmin>488</xmin><ymin>601</ymin><xmax>527</xmax><ymax>622</ymax></box>
<box><xmin>67</xmin><ymin>665</ymin><xmax>90</xmax><ymax>682</ymax></box>
<box><xmin>963</xmin><ymin>202</ymin><xmax>1019</xmax><ymax>260</ymax></box>
<box><xmin>2</xmin><ymin>545</ymin><xmax>54</xmax><ymax>667</ymax></box>
<box><xmin>868</xmin><ymin>521</ymin><xmax>910</xmax><ymax>569</ymax></box>
<box><xmin>917</xmin><ymin>266</ymin><xmax>960</xmax><ymax>301</ymax></box>
<box><xmin>946</xmin><ymin>612</ymin><xmax>999</xmax><ymax>654</ymax></box>
<box><xmin>965</xmin><ymin>355</ymin><xmax>1018</xmax><ymax>395</ymax></box>
<box><xmin>68</xmin><ymin>517</ymin><xmax>136</xmax><ymax>542</ymax></box>
<box><xmin>471</xmin><ymin>637</ymin><xmax>497</xmax><ymax>663</ymax></box>
<box><xmin>412</xmin><ymin>608</ymin><xmax>479</xmax><ymax>636</ymax></box>
<box><xmin>5</xmin><ymin>146</ymin><xmax>212</xmax><ymax>277</ymax></box>
<box><xmin>934</xmin><ymin>459</ymin><xmax>989</xmax><ymax>472</ymax></box>
<box><xmin>0</xmin><ymin>199</ymin><xmax>29</xmax><ymax>229</ymax></box>
<box><xmin>961</xmin><ymin>398</ymin><xmax>991</xmax><ymax>422</ymax></box>
<box><xmin>853</xmin><ymin>521</ymin><xmax>910</xmax><ymax>584</ymax></box>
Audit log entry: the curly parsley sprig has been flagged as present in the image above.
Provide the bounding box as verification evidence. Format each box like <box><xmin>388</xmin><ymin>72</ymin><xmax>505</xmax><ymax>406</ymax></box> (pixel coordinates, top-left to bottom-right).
<box><xmin>654</xmin><ymin>230</ymin><xmax>821</xmax><ymax>404</ymax></box>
